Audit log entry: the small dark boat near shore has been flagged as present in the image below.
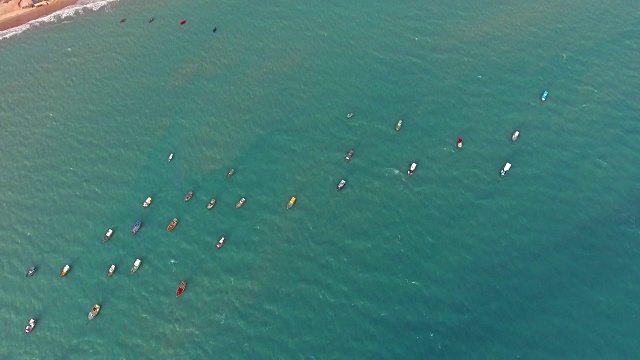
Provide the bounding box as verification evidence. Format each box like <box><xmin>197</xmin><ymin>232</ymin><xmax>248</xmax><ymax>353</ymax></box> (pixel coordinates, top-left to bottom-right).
<box><xmin>26</xmin><ymin>266</ymin><xmax>37</xmax><ymax>277</ymax></box>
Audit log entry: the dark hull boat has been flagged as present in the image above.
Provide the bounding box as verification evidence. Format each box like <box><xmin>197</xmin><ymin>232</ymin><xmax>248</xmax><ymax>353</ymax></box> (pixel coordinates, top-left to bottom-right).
<box><xmin>176</xmin><ymin>281</ymin><xmax>187</xmax><ymax>297</ymax></box>
<box><xmin>26</xmin><ymin>266</ymin><xmax>37</xmax><ymax>277</ymax></box>
<box><xmin>132</xmin><ymin>220</ymin><xmax>142</xmax><ymax>235</ymax></box>
<box><xmin>345</xmin><ymin>149</ymin><xmax>354</xmax><ymax>162</ymax></box>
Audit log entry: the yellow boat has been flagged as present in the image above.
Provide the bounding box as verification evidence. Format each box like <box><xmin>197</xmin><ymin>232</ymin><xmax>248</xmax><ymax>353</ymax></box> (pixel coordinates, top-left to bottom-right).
<box><xmin>167</xmin><ymin>218</ymin><xmax>178</xmax><ymax>231</ymax></box>
<box><xmin>287</xmin><ymin>196</ymin><xmax>296</xmax><ymax>209</ymax></box>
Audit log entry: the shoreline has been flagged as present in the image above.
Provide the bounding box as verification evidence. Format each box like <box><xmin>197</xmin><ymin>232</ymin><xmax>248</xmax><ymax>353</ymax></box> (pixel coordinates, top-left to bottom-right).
<box><xmin>0</xmin><ymin>0</ymin><xmax>80</xmax><ymax>32</ymax></box>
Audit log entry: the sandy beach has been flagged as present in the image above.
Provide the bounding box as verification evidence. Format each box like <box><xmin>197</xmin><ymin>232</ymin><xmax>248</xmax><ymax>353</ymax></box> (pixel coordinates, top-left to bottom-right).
<box><xmin>0</xmin><ymin>0</ymin><xmax>79</xmax><ymax>32</ymax></box>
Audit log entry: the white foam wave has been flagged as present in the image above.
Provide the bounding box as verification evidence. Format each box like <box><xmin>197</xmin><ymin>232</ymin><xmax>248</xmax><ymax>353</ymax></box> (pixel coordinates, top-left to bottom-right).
<box><xmin>0</xmin><ymin>0</ymin><xmax>119</xmax><ymax>41</ymax></box>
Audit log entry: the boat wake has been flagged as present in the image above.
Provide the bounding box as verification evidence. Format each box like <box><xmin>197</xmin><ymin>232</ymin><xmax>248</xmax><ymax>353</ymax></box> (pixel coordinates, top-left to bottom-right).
<box><xmin>0</xmin><ymin>0</ymin><xmax>119</xmax><ymax>41</ymax></box>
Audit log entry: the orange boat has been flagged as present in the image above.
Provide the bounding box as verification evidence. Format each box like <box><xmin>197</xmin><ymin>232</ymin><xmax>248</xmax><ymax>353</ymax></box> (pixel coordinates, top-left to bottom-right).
<box><xmin>167</xmin><ymin>218</ymin><xmax>178</xmax><ymax>231</ymax></box>
<box><xmin>236</xmin><ymin>197</ymin><xmax>246</xmax><ymax>208</ymax></box>
<box><xmin>287</xmin><ymin>196</ymin><xmax>296</xmax><ymax>209</ymax></box>
<box><xmin>59</xmin><ymin>264</ymin><xmax>70</xmax><ymax>277</ymax></box>
<box><xmin>176</xmin><ymin>281</ymin><xmax>187</xmax><ymax>297</ymax></box>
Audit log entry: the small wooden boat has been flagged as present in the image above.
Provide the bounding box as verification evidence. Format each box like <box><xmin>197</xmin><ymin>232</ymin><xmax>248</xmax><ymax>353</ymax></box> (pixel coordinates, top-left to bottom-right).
<box><xmin>131</xmin><ymin>259</ymin><xmax>141</xmax><ymax>274</ymax></box>
<box><xmin>25</xmin><ymin>319</ymin><xmax>36</xmax><ymax>334</ymax></box>
<box><xmin>287</xmin><ymin>196</ymin><xmax>296</xmax><ymax>209</ymax></box>
<box><xmin>26</xmin><ymin>266</ymin><xmax>37</xmax><ymax>277</ymax></box>
<box><xmin>345</xmin><ymin>149</ymin><xmax>354</xmax><ymax>162</ymax></box>
<box><xmin>501</xmin><ymin>162</ymin><xmax>512</xmax><ymax>177</ymax></box>
<box><xmin>408</xmin><ymin>162</ymin><xmax>417</xmax><ymax>176</ymax></box>
<box><xmin>167</xmin><ymin>218</ymin><xmax>178</xmax><ymax>231</ymax></box>
<box><xmin>207</xmin><ymin>198</ymin><xmax>216</xmax><ymax>210</ymax></box>
<box><xmin>176</xmin><ymin>281</ymin><xmax>187</xmax><ymax>297</ymax></box>
<box><xmin>227</xmin><ymin>168</ymin><xmax>235</xmax><ymax>178</ymax></box>
<box><xmin>60</xmin><ymin>264</ymin><xmax>70</xmax><ymax>277</ymax></box>
<box><xmin>132</xmin><ymin>220</ymin><xmax>142</xmax><ymax>235</ymax></box>
<box><xmin>107</xmin><ymin>265</ymin><xmax>116</xmax><ymax>277</ymax></box>
<box><xmin>541</xmin><ymin>90</ymin><xmax>549</xmax><ymax>102</ymax></box>
<box><xmin>236</xmin><ymin>197</ymin><xmax>246</xmax><ymax>208</ymax></box>
<box><xmin>184</xmin><ymin>191</ymin><xmax>193</xmax><ymax>202</ymax></box>
<box><xmin>88</xmin><ymin>304</ymin><xmax>101</xmax><ymax>320</ymax></box>
<box><xmin>216</xmin><ymin>236</ymin><xmax>226</xmax><ymax>249</ymax></box>
<box><xmin>336</xmin><ymin>179</ymin><xmax>346</xmax><ymax>191</ymax></box>
<box><xmin>395</xmin><ymin>119</ymin><xmax>403</xmax><ymax>131</ymax></box>
<box><xmin>457</xmin><ymin>138</ymin><xmax>463</xmax><ymax>149</ymax></box>
<box><xmin>142</xmin><ymin>197</ymin><xmax>153</xmax><ymax>208</ymax></box>
<box><xmin>103</xmin><ymin>228</ymin><xmax>113</xmax><ymax>242</ymax></box>
<box><xmin>346</xmin><ymin>112</ymin><xmax>354</xmax><ymax>119</ymax></box>
<box><xmin>512</xmin><ymin>130</ymin><xmax>520</xmax><ymax>142</ymax></box>
<box><xmin>168</xmin><ymin>153</ymin><xmax>174</xmax><ymax>162</ymax></box>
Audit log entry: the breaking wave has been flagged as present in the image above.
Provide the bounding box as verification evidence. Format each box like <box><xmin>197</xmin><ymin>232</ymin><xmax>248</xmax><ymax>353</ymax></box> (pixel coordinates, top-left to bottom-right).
<box><xmin>0</xmin><ymin>0</ymin><xmax>119</xmax><ymax>41</ymax></box>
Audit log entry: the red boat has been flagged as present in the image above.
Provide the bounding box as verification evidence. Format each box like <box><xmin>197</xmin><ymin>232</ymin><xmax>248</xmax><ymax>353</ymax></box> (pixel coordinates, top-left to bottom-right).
<box><xmin>184</xmin><ymin>191</ymin><xmax>193</xmax><ymax>202</ymax></box>
<box><xmin>176</xmin><ymin>281</ymin><xmax>187</xmax><ymax>297</ymax></box>
<box><xmin>457</xmin><ymin>138</ymin><xmax>463</xmax><ymax>149</ymax></box>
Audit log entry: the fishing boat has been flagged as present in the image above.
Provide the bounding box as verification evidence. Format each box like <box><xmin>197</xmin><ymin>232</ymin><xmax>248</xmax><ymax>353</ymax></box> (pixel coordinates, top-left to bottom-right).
<box><xmin>287</xmin><ymin>196</ymin><xmax>296</xmax><ymax>209</ymax></box>
<box><xmin>88</xmin><ymin>304</ymin><xmax>101</xmax><ymax>320</ymax></box>
<box><xmin>336</xmin><ymin>179</ymin><xmax>346</xmax><ymax>191</ymax></box>
<box><xmin>60</xmin><ymin>264</ymin><xmax>70</xmax><ymax>277</ymax></box>
<box><xmin>541</xmin><ymin>90</ymin><xmax>548</xmax><ymax>102</ymax></box>
<box><xmin>216</xmin><ymin>237</ymin><xmax>226</xmax><ymax>249</ymax></box>
<box><xmin>345</xmin><ymin>149</ymin><xmax>354</xmax><ymax>162</ymax></box>
<box><xmin>131</xmin><ymin>259</ymin><xmax>141</xmax><ymax>274</ymax></box>
<box><xmin>103</xmin><ymin>228</ymin><xmax>113</xmax><ymax>242</ymax></box>
<box><xmin>184</xmin><ymin>191</ymin><xmax>193</xmax><ymax>202</ymax></box>
<box><xmin>132</xmin><ymin>220</ymin><xmax>142</xmax><ymax>235</ymax></box>
<box><xmin>227</xmin><ymin>169</ymin><xmax>235</xmax><ymax>178</ymax></box>
<box><xmin>501</xmin><ymin>162</ymin><xmax>512</xmax><ymax>177</ymax></box>
<box><xmin>346</xmin><ymin>112</ymin><xmax>354</xmax><ymax>119</ymax></box>
<box><xmin>395</xmin><ymin>119</ymin><xmax>403</xmax><ymax>131</ymax></box>
<box><xmin>25</xmin><ymin>319</ymin><xmax>36</xmax><ymax>334</ymax></box>
<box><xmin>107</xmin><ymin>265</ymin><xmax>116</xmax><ymax>277</ymax></box>
<box><xmin>457</xmin><ymin>138</ymin><xmax>463</xmax><ymax>149</ymax></box>
<box><xmin>167</xmin><ymin>218</ymin><xmax>178</xmax><ymax>231</ymax></box>
<box><xmin>142</xmin><ymin>197</ymin><xmax>153</xmax><ymax>208</ymax></box>
<box><xmin>207</xmin><ymin>198</ymin><xmax>217</xmax><ymax>210</ymax></box>
<box><xmin>176</xmin><ymin>281</ymin><xmax>187</xmax><ymax>297</ymax></box>
<box><xmin>408</xmin><ymin>162</ymin><xmax>417</xmax><ymax>176</ymax></box>
<box><xmin>168</xmin><ymin>153</ymin><xmax>174</xmax><ymax>162</ymax></box>
<box><xmin>512</xmin><ymin>131</ymin><xmax>520</xmax><ymax>142</ymax></box>
<box><xmin>236</xmin><ymin>197</ymin><xmax>246</xmax><ymax>208</ymax></box>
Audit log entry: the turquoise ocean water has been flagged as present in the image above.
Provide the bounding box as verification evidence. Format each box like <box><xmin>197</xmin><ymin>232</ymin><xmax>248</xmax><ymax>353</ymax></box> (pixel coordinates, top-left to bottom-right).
<box><xmin>2</xmin><ymin>0</ymin><xmax>640</xmax><ymax>359</ymax></box>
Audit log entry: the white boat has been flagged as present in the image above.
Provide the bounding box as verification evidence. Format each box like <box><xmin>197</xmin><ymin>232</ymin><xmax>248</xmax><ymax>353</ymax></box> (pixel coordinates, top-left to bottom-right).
<box><xmin>107</xmin><ymin>264</ymin><xmax>116</xmax><ymax>277</ymax></box>
<box><xmin>25</xmin><ymin>319</ymin><xmax>36</xmax><ymax>334</ymax></box>
<box><xmin>142</xmin><ymin>197</ymin><xmax>153</xmax><ymax>208</ymax></box>
<box><xmin>88</xmin><ymin>304</ymin><xmax>101</xmax><ymax>320</ymax></box>
<box><xmin>131</xmin><ymin>259</ymin><xmax>142</xmax><ymax>274</ymax></box>
<box><xmin>501</xmin><ymin>162</ymin><xmax>512</xmax><ymax>177</ymax></box>
<box><xmin>408</xmin><ymin>162</ymin><xmax>417</xmax><ymax>176</ymax></box>
<box><xmin>103</xmin><ymin>229</ymin><xmax>113</xmax><ymax>242</ymax></box>
<box><xmin>512</xmin><ymin>131</ymin><xmax>520</xmax><ymax>142</ymax></box>
<box><xmin>168</xmin><ymin>153</ymin><xmax>174</xmax><ymax>162</ymax></box>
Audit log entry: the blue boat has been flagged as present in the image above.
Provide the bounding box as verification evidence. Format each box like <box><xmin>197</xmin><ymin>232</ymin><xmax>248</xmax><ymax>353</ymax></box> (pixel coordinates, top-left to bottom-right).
<box><xmin>131</xmin><ymin>220</ymin><xmax>142</xmax><ymax>235</ymax></box>
<box><xmin>541</xmin><ymin>90</ymin><xmax>548</xmax><ymax>102</ymax></box>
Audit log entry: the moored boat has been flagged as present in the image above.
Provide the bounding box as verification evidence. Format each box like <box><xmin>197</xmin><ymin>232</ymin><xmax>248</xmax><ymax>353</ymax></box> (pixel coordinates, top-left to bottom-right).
<box><xmin>457</xmin><ymin>138</ymin><xmax>463</xmax><ymax>149</ymax></box>
<box><xmin>107</xmin><ymin>265</ymin><xmax>116</xmax><ymax>277</ymax></box>
<box><xmin>227</xmin><ymin>168</ymin><xmax>235</xmax><ymax>178</ymax></box>
<box><xmin>184</xmin><ymin>191</ymin><xmax>193</xmax><ymax>202</ymax></box>
<box><xmin>132</xmin><ymin>220</ymin><xmax>142</xmax><ymax>235</ymax></box>
<box><xmin>236</xmin><ymin>197</ymin><xmax>246</xmax><ymax>208</ymax></box>
<box><xmin>346</xmin><ymin>112</ymin><xmax>354</xmax><ymax>119</ymax></box>
<box><xmin>167</xmin><ymin>218</ymin><xmax>178</xmax><ymax>231</ymax></box>
<box><xmin>345</xmin><ymin>149</ymin><xmax>354</xmax><ymax>162</ymax></box>
<box><xmin>207</xmin><ymin>198</ymin><xmax>217</xmax><ymax>210</ymax></box>
<box><xmin>26</xmin><ymin>266</ymin><xmax>37</xmax><ymax>277</ymax></box>
<box><xmin>131</xmin><ymin>259</ymin><xmax>141</xmax><ymax>274</ymax></box>
<box><xmin>512</xmin><ymin>130</ymin><xmax>520</xmax><ymax>142</ymax></box>
<box><xmin>142</xmin><ymin>197</ymin><xmax>153</xmax><ymax>208</ymax></box>
<box><xmin>25</xmin><ymin>319</ymin><xmax>36</xmax><ymax>334</ymax></box>
<box><xmin>88</xmin><ymin>304</ymin><xmax>101</xmax><ymax>320</ymax></box>
<box><xmin>168</xmin><ymin>153</ymin><xmax>174</xmax><ymax>162</ymax></box>
<box><xmin>501</xmin><ymin>162</ymin><xmax>512</xmax><ymax>177</ymax></box>
<box><xmin>216</xmin><ymin>236</ymin><xmax>226</xmax><ymax>249</ymax></box>
<box><xmin>336</xmin><ymin>179</ymin><xmax>346</xmax><ymax>191</ymax></box>
<box><xmin>541</xmin><ymin>90</ymin><xmax>548</xmax><ymax>102</ymax></box>
<box><xmin>176</xmin><ymin>281</ymin><xmax>187</xmax><ymax>297</ymax></box>
<box><xmin>60</xmin><ymin>264</ymin><xmax>70</xmax><ymax>277</ymax></box>
<box><xmin>408</xmin><ymin>162</ymin><xmax>417</xmax><ymax>176</ymax></box>
<box><xmin>287</xmin><ymin>196</ymin><xmax>296</xmax><ymax>209</ymax></box>
<box><xmin>103</xmin><ymin>228</ymin><xmax>114</xmax><ymax>242</ymax></box>
<box><xmin>395</xmin><ymin>119</ymin><xmax>403</xmax><ymax>131</ymax></box>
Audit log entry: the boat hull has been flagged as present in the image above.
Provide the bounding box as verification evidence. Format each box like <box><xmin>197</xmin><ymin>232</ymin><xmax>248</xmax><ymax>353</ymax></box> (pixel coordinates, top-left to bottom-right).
<box><xmin>131</xmin><ymin>259</ymin><xmax>141</xmax><ymax>274</ymax></box>
<box><xmin>167</xmin><ymin>218</ymin><xmax>178</xmax><ymax>231</ymax></box>
<box><xmin>236</xmin><ymin>198</ymin><xmax>246</xmax><ymax>208</ymax></box>
<box><xmin>217</xmin><ymin>237</ymin><xmax>226</xmax><ymax>249</ymax></box>
<box><xmin>60</xmin><ymin>265</ymin><xmax>70</xmax><ymax>277</ymax></box>
<box><xmin>207</xmin><ymin>199</ymin><xmax>216</xmax><ymax>210</ymax></box>
<box><xmin>25</xmin><ymin>319</ymin><xmax>36</xmax><ymax>334</ymax></box>
<box><xmin>88</xmin><ymin>305</ymin><xmax>101</xmax><ymax>320</ymax></box>
<box><xmin>184</xmin><ymin>192</ymin><xmax>193</xmax><ymax>202</ymax></box>
<box><xmin>176</xmin><ymin>281</ymin><xmax>187</xmax><ymax>297</ymax></box>
<box><xmin>107</xmin><ymin>265</ymin><xmax>116</xmax><ymax>277</ymax></box>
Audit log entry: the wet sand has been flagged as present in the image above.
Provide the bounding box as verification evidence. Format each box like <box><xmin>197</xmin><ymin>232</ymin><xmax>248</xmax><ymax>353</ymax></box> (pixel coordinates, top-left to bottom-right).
<box><xmin>0</xmin><ymin>0</ymin><xmax>79</xmax><ymax>32</ymax></box>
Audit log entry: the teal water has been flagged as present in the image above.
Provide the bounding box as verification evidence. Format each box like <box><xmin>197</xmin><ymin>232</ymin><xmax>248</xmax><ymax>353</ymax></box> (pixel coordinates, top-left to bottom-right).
<box><xmin>2</xmin><ymin>0</ymin><xmax>640</xmax><ymax>359</ymax></box>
